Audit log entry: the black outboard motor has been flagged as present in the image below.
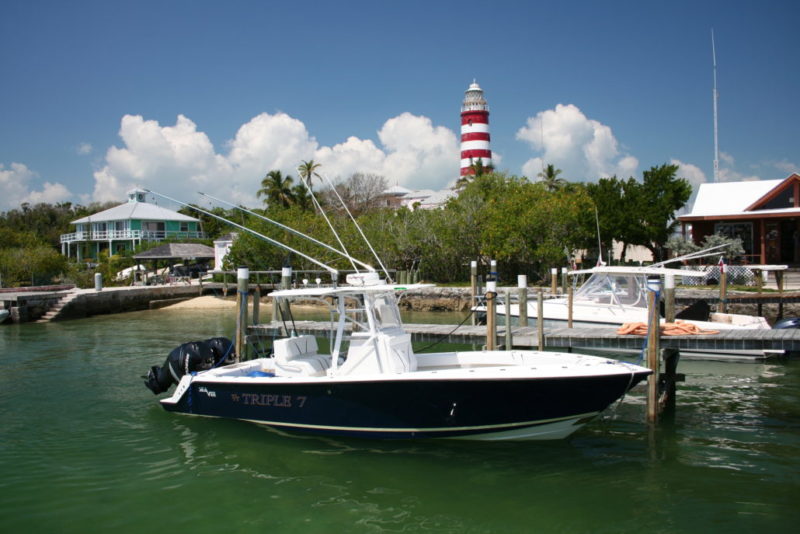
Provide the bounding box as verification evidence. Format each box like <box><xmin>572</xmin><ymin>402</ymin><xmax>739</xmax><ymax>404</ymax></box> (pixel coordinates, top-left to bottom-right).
<box><xmin>144</xmin><ymin>337</ymin><xmax>234</xmax><ymax>394</ymax></box>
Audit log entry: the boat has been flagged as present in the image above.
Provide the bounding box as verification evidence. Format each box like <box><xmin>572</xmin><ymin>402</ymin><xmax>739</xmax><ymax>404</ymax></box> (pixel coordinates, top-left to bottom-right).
<box><xmin>142</xmin><ymin>189</ymin><xmax>651</xmax><ymax>441</ymax></box>
<box><xmin>478</xmin><ymin>265</ymin><xmax>774</xmax><ymax>361</ymax></box>
<box><xmin>146</xmin><ymin>272</ymin><xmax>651</xmax><ymax>440</ymax></box>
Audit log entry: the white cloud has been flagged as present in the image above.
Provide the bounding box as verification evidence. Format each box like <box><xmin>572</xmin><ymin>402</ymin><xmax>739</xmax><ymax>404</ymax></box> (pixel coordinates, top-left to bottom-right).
<box><xmin>717</xmin><ymin>152</ymin><xmax>760</xmax><ymax>182</ymax></box>
<box><xmin>0</xmin><ymin>162</ymin><xmax>72</xmax><ymax>210</ymax></box>
<box><xmin>91</xmin><ymin>111</ymin><xmax>460</xmax><ymax>205</ymax></box>
<box><xmin>774</xmin><ymin>159</ymin><xmax>798</xmax><ymax>175</ymax></box>
<box><xmin>77</xmin><ymin>142</ymin><xmax>93</xmax><ymax>155</ymax></box>
<box><xmin>517</xmin><ymin>103</ymin><xmax>639</xmax><ymax>182</ymax></box>
<box><xmin>670</xmin><ymin>159</ymin><xmax>707</xmax><ymax>189</ymax></box>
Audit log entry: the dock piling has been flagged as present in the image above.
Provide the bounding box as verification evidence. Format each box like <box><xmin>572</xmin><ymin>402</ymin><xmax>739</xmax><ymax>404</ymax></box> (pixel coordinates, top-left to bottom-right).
<box><xmin>504</xmin><ymin>289</ymin><xmax>512</xmax><ymax>350</ymax></box>
<box><xmin>235</xmin><ymin>267</ymin><xmax>249</xmax><ymax>362</ymax></box>
<box><xmin>646</xmin><ymin>276</ymin><xmax>662</xmax><ymax>423</ymax></box>
<box><xmin>517</xmin><ymin>275</ymin><xmax>528</xmax><ymax>327</ymax></box>
<box><xmin>537</xmin><ymin>288</ymin><xmax>544</xmax><ymax>351</ymax></box>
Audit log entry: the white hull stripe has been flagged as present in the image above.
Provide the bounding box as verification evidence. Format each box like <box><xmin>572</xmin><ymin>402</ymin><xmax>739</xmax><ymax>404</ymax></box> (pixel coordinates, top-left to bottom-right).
<box><xmin>236</xmin><ymin>411</ymin><xmax>599</xmax><ymax>435</ymax></box>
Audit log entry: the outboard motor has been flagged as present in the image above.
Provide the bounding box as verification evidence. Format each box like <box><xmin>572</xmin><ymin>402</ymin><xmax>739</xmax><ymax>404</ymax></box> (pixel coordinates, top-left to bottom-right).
<box><xmin>144</xmin><ymin>337</ymin><xmax>234</xmax><ymax>394</ymax></box>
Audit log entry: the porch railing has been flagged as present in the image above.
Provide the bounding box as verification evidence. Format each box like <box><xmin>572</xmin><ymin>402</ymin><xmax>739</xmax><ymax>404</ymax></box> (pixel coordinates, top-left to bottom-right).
<box><xmin>60</xmin><ymin>229</ymin><xmax>206</xmax><ymax>244</ymax></box>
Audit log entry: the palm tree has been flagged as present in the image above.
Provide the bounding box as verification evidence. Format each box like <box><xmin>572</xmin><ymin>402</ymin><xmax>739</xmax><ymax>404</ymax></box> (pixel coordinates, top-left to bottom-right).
<box><xmin>297</xmin><ymin>160</ymin><xmax>322</xmax><ymax>190</ymax></box>
<box><xmin>291</xmin><ymin>183</ymin><xmax>313</xmax><ymax>211</ymax></box>
<box><xmin>537</xmin><ymin>164</ymin><xmax>567</xmax><ymax>192</ymax></box>
<box><xmin>256</xmin><ymin>170</ymin><xmax>294</xmax><ymax>208</ymax></box>
<box><xmin>453</xmin><ymin>158</ymin><xmax>488</xmax><ymax>191</ymax></box>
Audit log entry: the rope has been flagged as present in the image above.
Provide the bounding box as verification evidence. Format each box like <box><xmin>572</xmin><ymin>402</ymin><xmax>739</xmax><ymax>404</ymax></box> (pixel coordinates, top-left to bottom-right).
<box><xmin>414</xmin><ymin>307</ymin><xmax>479</xmax><ymax>353</ymax></box>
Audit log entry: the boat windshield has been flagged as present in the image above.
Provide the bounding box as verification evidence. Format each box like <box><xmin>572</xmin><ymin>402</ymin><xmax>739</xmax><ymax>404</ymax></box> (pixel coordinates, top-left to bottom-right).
<box><xmin>574</xmin><ymin>272</ymin><xmax>646</xmax><ymax>308</ymax></box>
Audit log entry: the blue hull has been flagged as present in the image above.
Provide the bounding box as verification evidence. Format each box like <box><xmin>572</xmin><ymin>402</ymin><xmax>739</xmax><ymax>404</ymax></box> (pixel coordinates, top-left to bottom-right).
<box><xmin>161</xmin><ymin>372</ymin><xmax>649</xmax><ymax>440</ymax></box>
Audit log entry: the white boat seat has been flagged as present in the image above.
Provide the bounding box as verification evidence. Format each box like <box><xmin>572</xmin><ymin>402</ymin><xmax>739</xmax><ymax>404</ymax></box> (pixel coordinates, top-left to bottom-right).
<box><xmin>273</xmin><ymin>335</ymin><xmax>328</xmax><ymax>377</ymax></box>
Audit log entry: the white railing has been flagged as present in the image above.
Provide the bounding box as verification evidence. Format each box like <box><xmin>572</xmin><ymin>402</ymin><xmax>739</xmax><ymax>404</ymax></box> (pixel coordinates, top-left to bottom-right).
<box><xmin>60</xmin><ymin>229</ymin><xmax>206</xmax><ymax>244</ymax></box>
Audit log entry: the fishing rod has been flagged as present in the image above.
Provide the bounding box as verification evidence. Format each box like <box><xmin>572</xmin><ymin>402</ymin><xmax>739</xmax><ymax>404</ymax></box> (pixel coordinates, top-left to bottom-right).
<box><xmin>198</xmin><ymin>192</ymin><xmax>375</xmax><ymax>273</ymax></box>
<box><xmin>144</xmin><ymin>189</ymin><xmax>339</xmax><ymax>276</ymax></box>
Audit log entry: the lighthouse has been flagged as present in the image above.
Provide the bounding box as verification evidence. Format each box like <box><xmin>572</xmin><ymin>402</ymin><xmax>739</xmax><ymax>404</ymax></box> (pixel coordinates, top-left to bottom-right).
<box><xmin>460</xmin><ymin>80</ymin><xmax>493</xmax><ymax>176</ymax></box>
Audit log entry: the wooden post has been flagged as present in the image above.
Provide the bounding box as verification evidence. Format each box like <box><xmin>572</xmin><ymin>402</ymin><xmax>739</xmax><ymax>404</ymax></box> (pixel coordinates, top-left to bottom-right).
<box><xmin>537</xmin><ymin>288</ymin><xmax>544</xmax><ymax>351</ymax></box>
<box><xmin>281</xmin><ymin>266</ymin><xmax>292</xmax><ymax>290</ymax></box>
<box><xmin>485</xmin><ymin>286</ymin><xmax>497</xmax><ymax>351</ymax></box>
<box><xmin>664</xmin><ymin>274</ymin><xmax>675</xmax><ymax>323</ymax></box>
<box><xmin>776</xmin><ymin>270</ymin><xmax>785</xmax><ymax>319</ymax></box>
<box><xmin>252</xmin><ymin>285</ymin><xmax>261</xmax><ymax>325</ymax></box>
<box><xmin>517</xmin><ymin>274</ymin><xmax>528</xmax><ymax>327</ymax></box>
<box><xmin>755</xmin><ymin>268</ymin><xmax>763</xmax><ymax>317</ymax></box>
<box><xmin>567</xmin><ymin>286</ymin><xmax>574</xmax><ymax>328</ymax></box>
<box><xmin>550</xmin><ymin>267</ymin><xmax>557</xmax><ymax>296</ymax></box>
<box><xmin>222</xmin><ymin>271</ymin><xmax>228</xmax><ymax>297</ymax></box>
<box><xmin>235</xmin><ymin>267</ymin><xmax>249</xmax><ymax>363</ymax></box>
<box><xmin>504</xmin><ymin>289</ymin><xmax>512</xmax><ymax>350</ymax></box>
<box><xmin>719</xmin><ymin>265</ymin><xmax>728</xmax><ymax>314</ymax></box>
<box><xmin>646</xmin><ymin>276</ymin><xmax>661</xmax><ymax>423</ymax></box>
<box><xmin>470</xmin><ymin>260</ymin><xmax>478</xmax><ymax>327</ymax></box>
<box><xmin>561</xmin><ymin>267</ymin><xmax>568</xmax><ymax>295</ymax></box>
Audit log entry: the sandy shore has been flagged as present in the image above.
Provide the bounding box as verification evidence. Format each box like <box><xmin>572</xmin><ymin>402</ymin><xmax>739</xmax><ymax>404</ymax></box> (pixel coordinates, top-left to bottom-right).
<box><xmin>161</xmin><ymin>295</ymin><xmax>238</xmax><ymax>309</ymax></box>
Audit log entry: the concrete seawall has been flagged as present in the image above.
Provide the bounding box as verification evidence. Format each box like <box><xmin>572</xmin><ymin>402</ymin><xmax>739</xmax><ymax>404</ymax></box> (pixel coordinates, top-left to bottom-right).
<box><xmin>57</xmin><ymin>285</ymin><xmax>207</xmax><ymax>320</ymax></box>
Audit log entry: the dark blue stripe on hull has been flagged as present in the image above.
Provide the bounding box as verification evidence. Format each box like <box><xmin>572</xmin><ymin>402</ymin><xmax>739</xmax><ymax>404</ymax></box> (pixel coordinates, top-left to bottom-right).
<box><xmin>162</xmin><ymin>373</ymin><xmax>649</xmax><ymax>439</ymax></box>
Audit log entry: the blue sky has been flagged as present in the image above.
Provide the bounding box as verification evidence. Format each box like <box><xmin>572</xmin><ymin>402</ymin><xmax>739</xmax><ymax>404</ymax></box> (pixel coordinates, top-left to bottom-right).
<box><xmin>1</xmin><ymin>0</ymin><xmax>798</xmax><ymax>210</ymax></box>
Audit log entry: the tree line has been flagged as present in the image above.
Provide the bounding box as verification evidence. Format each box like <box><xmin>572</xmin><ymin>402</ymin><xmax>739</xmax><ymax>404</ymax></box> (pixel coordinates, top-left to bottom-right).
<box><xmin>0</xmin><ymin>160</ymin><xmax>693</xmax><ymax>287</ymax></box>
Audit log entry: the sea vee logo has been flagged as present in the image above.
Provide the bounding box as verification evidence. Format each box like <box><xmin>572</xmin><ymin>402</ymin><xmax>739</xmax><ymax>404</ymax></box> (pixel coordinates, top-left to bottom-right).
<box><xmin>198</xmin><ymin>387</ymin><xmax>216</xmax><ymax>398</ymax></box>
<box><xmin>230</xmin><ymin>393</ymin><xmax>307</xmax><ymax>408</ymax></box>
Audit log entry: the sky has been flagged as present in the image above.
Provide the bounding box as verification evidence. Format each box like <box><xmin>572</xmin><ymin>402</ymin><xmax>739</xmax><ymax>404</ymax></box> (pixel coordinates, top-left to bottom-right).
<box><xmin>1</xmin><ymin>0</ymin><xmax>798</xmax><ymax>212</ymax></box>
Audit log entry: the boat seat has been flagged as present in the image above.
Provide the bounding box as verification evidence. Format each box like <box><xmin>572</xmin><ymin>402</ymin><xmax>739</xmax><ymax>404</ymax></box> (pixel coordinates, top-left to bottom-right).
<box><xmin>273</xmin><ymin>335</ymin><xmax>328</xmax><ymax>377</ymax></box>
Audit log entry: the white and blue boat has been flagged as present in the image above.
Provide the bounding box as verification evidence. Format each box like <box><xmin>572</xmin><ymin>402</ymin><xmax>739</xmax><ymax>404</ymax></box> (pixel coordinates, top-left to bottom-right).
<box><xmin>143</xmin><ymin>189</ymin><xmax>651</xmax><ymax>441</ymax></box>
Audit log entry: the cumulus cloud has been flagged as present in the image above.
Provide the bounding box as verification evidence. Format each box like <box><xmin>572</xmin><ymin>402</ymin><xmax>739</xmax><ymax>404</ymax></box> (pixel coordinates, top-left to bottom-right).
<box><xmin>774</xmin><ymin>159</ymin><xmax>798</xmax><ymax>175</ymax></box>
<box><xmin>0</xmin><ymin>162</ymin><xmax>72</xmax><ymax>210</ymax></box>
<box><xmin>670</xmin><ymin>159</ymin><xmax>707</xmax><ymax>189</ymax></box>
<box><xmin>717</xmin><ymin>152</ymin><xmax>760</xmax><ymax>182</ymax></box>
<box><xmin>91</xmin><ymin>111</ymin><xmax>460</xmax><ymax>205</ymax></box>
<box><xmin>517</xmin><ymin>104</ymin><xmax>638</xmax><ymax>182</ymax></box>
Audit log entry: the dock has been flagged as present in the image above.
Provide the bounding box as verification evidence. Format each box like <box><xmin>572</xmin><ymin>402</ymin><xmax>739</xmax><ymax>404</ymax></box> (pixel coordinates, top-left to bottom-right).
<box><xmin>248</xmin><ymin>321</ymin><xmax>800</xmax><ymax>352</ymax></box>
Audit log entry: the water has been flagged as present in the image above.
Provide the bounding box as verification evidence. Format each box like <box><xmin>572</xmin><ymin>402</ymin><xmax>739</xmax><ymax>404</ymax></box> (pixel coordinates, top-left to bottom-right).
<box><xmin>2</xmin><ymin>308</ymin><xmax>800</xmax><ymax>533</ymax></box>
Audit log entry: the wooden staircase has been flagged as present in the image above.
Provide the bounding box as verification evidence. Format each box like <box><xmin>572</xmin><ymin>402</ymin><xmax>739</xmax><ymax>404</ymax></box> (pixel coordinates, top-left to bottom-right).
<box><xmin>36</xmin><ymin>290</ymin><xmax>80</xmax><ymax>323</ymax></box>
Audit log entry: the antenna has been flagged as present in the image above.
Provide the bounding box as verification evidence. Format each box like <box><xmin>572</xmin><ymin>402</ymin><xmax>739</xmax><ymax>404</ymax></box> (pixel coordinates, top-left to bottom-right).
<box><xmin>712</xmin><ymin>29</ymin><xmax>720</xmax><ymax>182</ymax></box>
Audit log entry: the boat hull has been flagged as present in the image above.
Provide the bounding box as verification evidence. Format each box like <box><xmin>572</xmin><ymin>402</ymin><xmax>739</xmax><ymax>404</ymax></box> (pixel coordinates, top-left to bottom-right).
<box><xmin>161</xmin><ymin>372</ymin><xmax>649</xmax><ymax>440</ymax></box>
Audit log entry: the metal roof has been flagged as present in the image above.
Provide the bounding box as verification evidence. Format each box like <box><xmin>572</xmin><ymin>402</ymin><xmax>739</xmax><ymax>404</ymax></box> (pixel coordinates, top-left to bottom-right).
<box><xmin>686</xmin><ymin>180</ymin><xmax>782</xmax><ymax>216</ymax></box>
<box><xmin>71</xmin><ymin>201</ymin><xmax>198</xmax><ymax>224</ymax></box>
<box><xmin>133</xmin><ymin>243</ymin><xmax>214</xmax><ymax>260</ymax></box>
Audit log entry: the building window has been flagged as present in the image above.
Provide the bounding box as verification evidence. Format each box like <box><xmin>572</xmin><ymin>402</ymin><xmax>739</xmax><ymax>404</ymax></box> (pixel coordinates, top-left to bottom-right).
<box><xmin>714</xmin><ymin>222</ymin><xmax>754</xmax><ymax>260</ymax></box>
<box><xmin>180</xmin><ymin>222</ymin><xmax>189</xmax><ymax>232</ymax></box>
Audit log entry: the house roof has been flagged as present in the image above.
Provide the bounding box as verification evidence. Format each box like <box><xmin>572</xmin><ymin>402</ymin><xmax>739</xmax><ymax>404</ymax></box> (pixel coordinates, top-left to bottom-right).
<box><xmin>383</xmin><ymin>185</ymin><xmax>413</xmax><ymax>196</ymax></box>
<box><xmin>71</xmin><ymin>201</ymin><xmax>198</xmax><ymax>224</ymax></box>
<box><xmin>680</xmin><ymin>173</ymin><xmax>800</xmax><ymax>221</ymax></box>
<box><xmin>133</xmin><ymin>243</ymin><xmax>214</xmax><ymax>260</ymax></box>
<box><xmin>687</xmin><ymin>180</ymin><xmax>782</xmax><ymax>216</ymax></box>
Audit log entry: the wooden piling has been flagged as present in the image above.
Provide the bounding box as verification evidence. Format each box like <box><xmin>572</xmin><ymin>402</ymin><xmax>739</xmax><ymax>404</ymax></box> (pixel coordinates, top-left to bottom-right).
<box><xmin>756</xmin><ymin>268</ymin><xmax>763</xmax><ymax>316</ymax></box>
<box><xmin>517</xmin><ymin>275</ymin><xmax>528</xmax><ymax>327</ymax></box>
<box><xmin>485</xmin><ymin>289</ymin><xmax>497</xmax><ymax>350</ymax></box>
<box><xmin>777</xmin><ymin>270</ymin><xmax>785</xmax><ymax>319</ymax></box>
<box><xmin>235</xmin><ymin>267</ymin><xmax>249</xmax><ymax>363</ymax></box>
<box><xmin>719</xmin><ymin>267</ymin><xmax>728</xmax><ymax>314</ymax></box>
<box><xmin>281</xmin><ymin>266</ymin><xmax>292</xmax><ymax>290</ymax></box>
<box><xmin>550</xmin><ymin>268</ymin><xmax>557</xmax><ymax>296</ymax></box>
<box><xmin>504</xmin><ymin>289</ymin><xmax>512</xmax><ymax>350</ymax></box>
<box><xmin>664</xmin><ymin>274</ymin><xmax>675</xmax><ymax>323</ymax></box>
<box><xmin>646</xmin><ymin>279</ymin><xmax>661</xmax><ymax>423</ymax></box>
<box><xmin>537</xmin><ymin>288</ymin><xmax>544</xmax><ymax>351</ymax></box>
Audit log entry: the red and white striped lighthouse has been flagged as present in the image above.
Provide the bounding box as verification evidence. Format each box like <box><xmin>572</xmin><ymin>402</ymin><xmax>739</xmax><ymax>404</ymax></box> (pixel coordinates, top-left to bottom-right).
<box><xmin>460</xmin><ymin>80</ymin><xmax>493</xmax><ymax>176</ymax></box>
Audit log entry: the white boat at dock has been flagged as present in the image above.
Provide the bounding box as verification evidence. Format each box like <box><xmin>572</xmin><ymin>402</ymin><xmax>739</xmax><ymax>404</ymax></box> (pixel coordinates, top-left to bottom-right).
<box><xmin>142</xmin><ymin>189</ymin><xmax>652</xmax><ymax>441</ymax></box>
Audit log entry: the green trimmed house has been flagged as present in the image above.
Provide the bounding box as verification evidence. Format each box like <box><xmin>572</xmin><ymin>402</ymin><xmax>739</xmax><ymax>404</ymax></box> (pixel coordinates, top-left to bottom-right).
<box><xmin>60</xmin><ymin>189</ymin><xmax>205</xmax><ymax>261</ymax></box>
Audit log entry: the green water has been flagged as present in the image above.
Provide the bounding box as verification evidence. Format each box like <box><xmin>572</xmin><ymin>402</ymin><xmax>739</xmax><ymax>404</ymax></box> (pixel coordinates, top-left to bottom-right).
<box><xmin>1</xmin><ymin>308</ymin><xmax>799</xmax><ymax>533</ymax></box>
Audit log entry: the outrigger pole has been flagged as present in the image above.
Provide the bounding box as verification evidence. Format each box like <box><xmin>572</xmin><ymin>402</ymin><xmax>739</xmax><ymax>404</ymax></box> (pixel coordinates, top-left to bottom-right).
<box><xmin>198</xmin><ymin>192</ymin><xmax>374</xmax><ymax>273</ymax></box>
<box><xmin>145</xmin><ymin>190</ymin><xmax>340</xmax><ymax>276</ymax></box>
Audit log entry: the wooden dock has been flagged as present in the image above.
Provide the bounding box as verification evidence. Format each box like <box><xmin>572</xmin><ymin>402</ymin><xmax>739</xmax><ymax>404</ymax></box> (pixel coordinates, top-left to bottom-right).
<box><xmin>248</xmin><ymin>321</ymin><xmax>800</xmax><ymax>352</ymax></box>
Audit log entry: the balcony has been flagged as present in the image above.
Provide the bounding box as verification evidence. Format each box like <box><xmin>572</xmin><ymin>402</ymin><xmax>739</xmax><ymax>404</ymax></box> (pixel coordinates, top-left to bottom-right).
<box><xmin>60</xmin><ymin>229</ymin><xmax>206</xmax><ymax>244</ymax></box>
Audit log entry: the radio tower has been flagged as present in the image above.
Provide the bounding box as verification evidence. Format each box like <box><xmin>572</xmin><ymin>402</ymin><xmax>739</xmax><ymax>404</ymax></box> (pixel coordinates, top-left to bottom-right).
<box><xmin>460</xmin><ymin>80</ymin><xmax>493</xmax><ymax>176</ymax></box>
<box><xmin>712</xmin><ymin>29</ymin><xmax>720</xmax><ymax>182</ymax></box>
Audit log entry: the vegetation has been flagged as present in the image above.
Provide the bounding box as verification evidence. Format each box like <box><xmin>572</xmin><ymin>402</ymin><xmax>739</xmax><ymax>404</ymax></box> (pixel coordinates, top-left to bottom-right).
<box><xmin>0</xmin><ymin>160</ymin><xmax>698</xmax><ymax>288</ymax></box>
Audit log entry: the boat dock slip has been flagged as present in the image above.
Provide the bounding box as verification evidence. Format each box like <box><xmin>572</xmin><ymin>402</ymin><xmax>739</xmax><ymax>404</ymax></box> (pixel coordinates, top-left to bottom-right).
<box><xmin>248</xmin><ymin>321</ymin><xmax>800</xmax><ymax>352</ymax></box>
